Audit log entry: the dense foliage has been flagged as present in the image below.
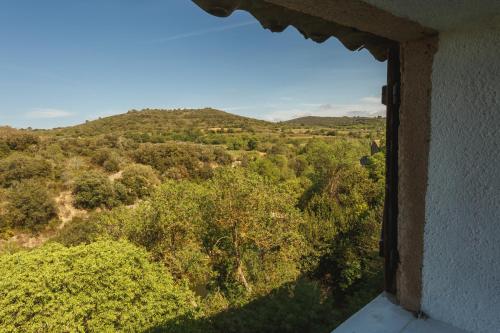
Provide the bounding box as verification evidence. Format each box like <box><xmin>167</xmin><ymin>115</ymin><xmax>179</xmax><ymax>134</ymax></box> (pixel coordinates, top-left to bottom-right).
<box><xmin>0</xmin><ymin>109</ymin><xmax>386</xmax><ymax>332</ymax></box>
<box><xmin>0</xmin><ymin>241</ymin><xmax>198</xmax><ymax>332</ymax></box>
<box><xmin>3</xmin><ymin>179</ymin><xmax>57</xmax><ymax>230</ymax></box>
<box><xmin>116</xmin><ymin>164</ymin><xmax>159</xmax><ymax>203</ymax></box>
<box><xmin>0</xmin><ymin>154</ymin><xmax>53</xmax><ymax>187</ymax></box>
<box><xmin>73</xmin><ymin>171</ymin><xmax>117</xmax><ymax>209</ymax></box>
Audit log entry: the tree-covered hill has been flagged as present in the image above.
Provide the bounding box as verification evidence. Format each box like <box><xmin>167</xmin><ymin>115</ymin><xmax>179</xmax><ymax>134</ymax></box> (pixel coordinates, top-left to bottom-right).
<box><xmin>282</xmin><ymin>116</ymin><xmax>385</xmax><ymax>128</ymax></box>
<box><xmin>0</xmin><ymin>108</ymin><xmax>386</xmax><ymax>333</ymax></box>
<box><xmin>45</xmin><ymin>108</ymin><xmax>275</xmax><ymax>138</ymax></box>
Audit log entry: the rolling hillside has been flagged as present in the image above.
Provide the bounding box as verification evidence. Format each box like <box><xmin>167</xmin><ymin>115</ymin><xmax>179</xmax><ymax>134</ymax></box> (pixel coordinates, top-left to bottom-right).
<box><xmin>38</xmin><ymin>109</ymin><xmax>386</xmax><ymax>141</ymax></box>
<box><xmin>46</xmin><ymin>108</ymin><xmax>275</xmax><ymax>138</ymax></box>
<box><xmin>0</xmin><ymin>107</ymin><xmax>386</xmax><ymax>333</ymax></box>
<box><xmin>282</xmin><ymin>116</ymin><xmax>385</xmax><ymax>128</ymax></box>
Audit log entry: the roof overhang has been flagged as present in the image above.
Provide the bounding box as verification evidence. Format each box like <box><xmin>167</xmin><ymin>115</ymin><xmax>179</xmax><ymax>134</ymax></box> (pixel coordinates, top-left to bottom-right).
<box><xmin>192</xmin><ymin>0</ymin><xmax>437</xmax><ymax>61</ymax></box>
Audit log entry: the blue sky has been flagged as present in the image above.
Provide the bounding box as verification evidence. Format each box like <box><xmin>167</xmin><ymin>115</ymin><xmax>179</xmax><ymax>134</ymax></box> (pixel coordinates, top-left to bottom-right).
<box><xmin>0</xmin><ymin>0</ymin><xmax>386</xmax><ymax>129</ymax></box>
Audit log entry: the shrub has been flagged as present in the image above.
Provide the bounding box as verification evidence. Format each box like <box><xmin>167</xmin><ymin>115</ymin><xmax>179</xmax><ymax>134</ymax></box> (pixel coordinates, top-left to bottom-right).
<box><xmin>91</xmin><ymin>148</ymin><xmax>121</xmax><ymax>172</ymax></box>
<box><xmin>0</xmin><ymin>241</ymin><xmax>199</xmax><ymax>332</ymax></box>
<box><xmin>103</xmin><ymin>157</ymin><xmax>120</xmax><ymax>172</ymax></box>
<box><xmin>0</xmin><ymin>142</ymin><xmax>9</xmax><ymax>158</ymax></box>
<box><xmin>213</xmin><ymin>147</ymin><xmax>232</xmax><ymax>165</ymax></box>
<box><xmin>91</xmin><ymin>148</ymin><xmax>112</xmax><ymax>165</ymax></box>
<box><xmin>302</xmin><ymin>164</ymin><xmax>383</xmax><ymax>292</ymax></box>
<box><xmin>117</xmin><ymin>164</ymin><xmax>159</xmax><ymax>203</ymax></box>
<box><xmin>113</xmin><ymin>181</ymin><xmax>131</xmax><ymax>205</ymax></box>
<box><xmin>133</xmin><ymin>143</ymin><xmax>199</xmax><ymax>173</ymax></box>
<box><xmin>73</xmin><ymin>171</ymin><xmax>116</xmax><ymax>209</ymax></box>
<box><xmin>0</xmin><ymin>130</ymin><xmax>39</xmax><ymax>151</ymax></box>
<box><xmin>202</xmin><ymin>168</ymin><xmax>305</xmax><ymax>296</ymax></box>
<box><xmin>363</xmin><ymin>152</ymin><xmax>385</xmax><ymax>182</ymax></box>
<box><xmin>52</xmin><ymin>217</ymin><xmax>102</xmax><ymax>246</ymax></box>
<box><xmin>209</xmin><ymin>280</ymin><xmax>339</xmax><ymax>333</ymax></box>
<box><xmin>248</xmin><ymin>158</ymin><xmax>282</xmax><ymax>182</ymax></box>
<box><xmin>87</xmin><ymin>182</ymin><xmax>213</xmax><ymax>289</ymax></box>
<box><xmin>5</xmin><ymin>179</ymin><xmax>57</xmax><ymax>230</ymax></box>
<box><xmin>0</xmin><ymin>154</ymin><xmax>53</xmax><ymax>187</ymax></box>
<box><xmin>247</xmin><ymin>138</ymin><xmax>259</xmax><ymax>151</ymax></box>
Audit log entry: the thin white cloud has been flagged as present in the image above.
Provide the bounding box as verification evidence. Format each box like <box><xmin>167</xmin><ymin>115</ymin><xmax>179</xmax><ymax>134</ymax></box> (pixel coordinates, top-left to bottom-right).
<box><xmin>149</xmin><ymin>21</ymin><xmax>258</xmax><ymax>43</ymax></box>
<box><xmin>260</xmin><ymin>96</ymin><xmax>385</xmax><ymax>121</ymax></box>
<box><xmin>360</xmin><ymin>96</ymin><xmax>382</xmax><ymax>104</ymax></box>
<box><xmin>26</xmin><ymin>108</ymin><xmax>74</xmax><ymax>119</ymax></box>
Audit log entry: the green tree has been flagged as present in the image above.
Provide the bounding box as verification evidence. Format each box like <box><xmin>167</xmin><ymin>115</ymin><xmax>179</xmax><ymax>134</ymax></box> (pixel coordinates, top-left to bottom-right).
<box><xmin>202</xmin><ymin>168</ymin><xmax>305</xmax><ymax>296</ymax></box>
<box><xmin>248</xmin><ymin>158</ymin><xmax>282</xmax><ymax>182</ymax></box>
<box><xmin>0</xmin><ymin>241</ymin><xmax>199</xmax><ymax>332</ymax></box>
<box><xmin>1</xmin><ymin>131</ymin><xmax>39</xmax><ymax>151</ymax></box>
<box><xmin>364</xmin><ymin>151</ymin><xmax>386</xmax><ymax>182</ymax></box>
<box><xmin>73</xmin><ymin>171</ymin><xmax>116</xmax><ymax>209</ymax></box>
<box><xmin>213</xmin><ymin>147</ymin><xmax>232</xmax><ymax>165</ymax></box>
<box><xmin>117</xmin><ymin>164</ymin><xmax>160</xmax><ymax>203</ymax></box>
<box><xmin>303</xmin><ymin>164</ymin><xmax>383</xmax><ymax>292</ymax></box>
<box><xmin>52</xmin><ymin>217</ymin><xmax>102</xmax><ymax>246</ymax></box>
<box><xmin>113</xmin><ymin>181</ymin><xmax>213</xmax><ymax>288</ymax></box>
<box><xmin>0</xmin><ymin>154</ymin><xmax>53</xmax><ymax>187</ymax></box>
<box><xmin>5</xmin><ymin>179</ymin><xmax>57</xmax><ymax>230</ymax></box>
<box><xmin>68</xmin><ymin>180</ymin><xmax>212</xmax><ymax>289</ymax></box>
<box><xmin>247</xmin><ymin>138</ymin><xmax>259</xmax><ymax>151</ymax></box>
<box><xmin>91</xmin><ymin>148</ymin><xmax>121</xmax><ymax>172</ymax></box>
<box><xmin>132</xmin><ymin>143</ymin><xmax>212</xmax><ymax>179</ymax></box>
<box><xmin>0</xmin><ymin>142</ymin><xmax>10</xmax><ymax>158</ymax></box>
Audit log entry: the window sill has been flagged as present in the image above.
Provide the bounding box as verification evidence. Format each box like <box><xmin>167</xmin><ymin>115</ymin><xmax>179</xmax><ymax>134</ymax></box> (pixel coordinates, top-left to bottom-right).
<box><xmin>332</xmin><ymin>293</ymin><xmax>468</xmax><ymax>333</ymax></box>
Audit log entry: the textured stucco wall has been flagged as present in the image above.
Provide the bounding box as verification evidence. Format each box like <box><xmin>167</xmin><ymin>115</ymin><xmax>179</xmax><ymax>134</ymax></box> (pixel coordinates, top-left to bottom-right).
<box><xmin>422</xmin><ymin>19</ymin><xmax>500</xmax><ymax>333</ymax></box>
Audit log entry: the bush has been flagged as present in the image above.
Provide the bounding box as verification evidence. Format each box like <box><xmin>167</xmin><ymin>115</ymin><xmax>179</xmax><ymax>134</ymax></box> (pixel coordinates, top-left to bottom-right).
<box><xmin>302</xmin><ymin>164</ymin><xmax>383</xmax><ymax>292</ymax></box>
<box><xmin>73</xmin><ymin>171</ymin><xmax>116</xmax><ymax>209</ymax></box>
<box><xmin>0</xmin><ymin>130</ymin><xmax>39</xmax><ymax>151</ymax></box>
<box><xmin>133</xmin><ymin>143</ymin><xmax>200</xmax><ymax>174</ymax></box>
<box><xmin>202</xmin><ymin>168</ymin><xmax>305</xmax><ymax>296</ymax></box>
<box><xmin>153</xmin><ymin>280</ymin><xmax>340</xmax><ymax>333</ymax></box>
<box><xmin>247</xmin><ymin>138</ymin><xmax>259</xmax><ymax>151</ymax></box>
<box><xmin>91</xmin><ymin>148</ymin><xmax>121</xmax><ymax>172</ymax></box>
<box><xmin>248</xmin><ymin>158</ymin><xmax>282</xmax><ymax>182</ymax></box>
<box><xmin>5</xmin><ymin>179</ymin><xmax>57</xmax><ymax>230</ymax></box>
<box><xmin>52</xmin><ymin>217</ymin><xmax>101</xmax><ymax>246</ymax></box>
<box><xmin>213</xmin><ymin>147</ymin><xmax>232</xmax><ymax>165</ymax></box>
<box><xmin>0</xmin><ymin>142</ymin><xmax>9</xmax><ymax>158</ymax></box>
<box><xmin>88</xmin><ymin>182</ymin><xmax>213</xmax><ymax>289</ymax></box>
<box><xmin>0</xmin><ymin>154</ymin><xmax>53</xmax><ymax>187</ymax></box>
<box><xmin>209</xmin><ymin>280</ymin><xmax>339</xmax><ymax>333</ymax></box>
<box><xmin>0</xmin><ymin>241</ymin><xmax>199</xmax><ymax>332</ymax></box>
<box><xmin>103</xmin><ymin>158</ymin><xmax>120</xmax><ymax>172</ymax></box>
<box><xmin>117</xmin><ymin>164</ymin><xmax>159</xmax><ymax>203</ymax></box>
<box><xmin>85</xmin><ymin>169</ymin><xmax>306</xmax><ymax>297</ymax></box>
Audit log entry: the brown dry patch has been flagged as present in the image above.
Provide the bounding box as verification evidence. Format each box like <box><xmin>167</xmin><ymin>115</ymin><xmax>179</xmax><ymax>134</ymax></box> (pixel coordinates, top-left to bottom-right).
<box><xmin>55</xmin><ymin>191</ymin><xmax>87</xmax><ymax>228</ymax></box>
<box><xmin>0</xmin><ymin>191</ymin><xmax>88</xmax><ymax>252</ymax></box>
<box><xmin>108</xmin><ymin>170</ymin><xmax>123</xmax><ymax>182</ymax></box>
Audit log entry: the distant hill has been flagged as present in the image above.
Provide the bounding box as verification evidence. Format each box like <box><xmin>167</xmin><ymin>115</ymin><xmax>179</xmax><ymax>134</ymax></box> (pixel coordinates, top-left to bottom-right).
<box><xmin>282</xmin><ymin>116</ymin><xmax>385</xmax><ymax>128</ymax></box>
<box><xmin>46</xmin><ymin>108</ymin><xmax>275</xmax><ymax>137</ymax></box>
<box><xmin>40</xmin><ymin>109</ymin><xmax>385</xmax><ymax>139</ymax></box>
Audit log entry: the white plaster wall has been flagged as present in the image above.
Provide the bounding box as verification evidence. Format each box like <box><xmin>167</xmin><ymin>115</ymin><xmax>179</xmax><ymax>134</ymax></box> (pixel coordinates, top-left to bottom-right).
<box><xmin>422</xmin><ymin>18</ymin><xmax>500</xmax><ymax>333</ymax></box>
